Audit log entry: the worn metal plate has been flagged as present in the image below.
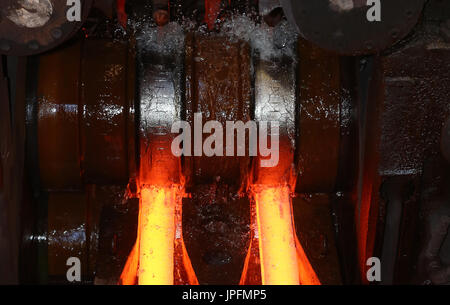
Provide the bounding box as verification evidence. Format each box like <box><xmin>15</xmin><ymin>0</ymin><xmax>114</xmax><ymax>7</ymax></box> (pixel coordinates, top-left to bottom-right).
<box><xmin>281</xmin><ymin>0</ymin><xmax>425</xmax><ymax>55</ymax></box>
<box><xmin>0</xmin><ymin>0</ymin><xmax>93</xmax><ymax>56</ymax></box>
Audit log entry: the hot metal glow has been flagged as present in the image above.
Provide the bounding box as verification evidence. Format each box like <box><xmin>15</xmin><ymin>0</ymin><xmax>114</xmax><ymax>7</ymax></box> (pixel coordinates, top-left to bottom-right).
<box><xmin>253</xmin><ymin>186</ymin><xmax>320</xmax><ymax>285</ymax></box>
<box><xmin>138</xmin><ymin>186</ymin><xmax>177</xmax><ymax>285</ymax></box>
<box><xmin>254</xmin><ymin>186</ymin><xmax>300</xmax><ymax>284</ymax></box>
<box><xmin>120</xmin><ymin>184</ymin><xmax>198</xmax><ymax>285</ymax></box>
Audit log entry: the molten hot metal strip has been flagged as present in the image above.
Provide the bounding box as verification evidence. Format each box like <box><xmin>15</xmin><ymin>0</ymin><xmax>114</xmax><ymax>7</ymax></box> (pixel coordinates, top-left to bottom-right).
<box><xmin>119</xmin><ymin>25</ymin><xmax>197</xmax><ymax>285</ymax></box>
<box><xmin>119</xmin><ymin>184</ymin><xmax>198</xmax><ymax>285</ymax></box>
<box><xmin>138</xmin><ymin>186</ymin><xmax>178</xmax><ymax>284</ymax></box>
<box><xmin>120</xmin><ymin>185</ymin><xmax>198</xmax><ymax>285</ymax></box>
<box><xmin>254</xmin><ymin>186</ymin><xmax>299</xmax><ymax>284</ymax></box>
<box><xmin>253</xmin><ymin>186</ymin><xmax>320</xmax><ymax>285</ymax></box>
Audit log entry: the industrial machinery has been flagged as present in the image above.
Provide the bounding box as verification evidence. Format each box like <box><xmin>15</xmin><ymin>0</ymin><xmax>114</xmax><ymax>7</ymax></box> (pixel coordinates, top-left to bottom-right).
<box><xmin>0</xmin><ymin>0</ymin><xmax>449</xmax><ymax>285</ymax></box>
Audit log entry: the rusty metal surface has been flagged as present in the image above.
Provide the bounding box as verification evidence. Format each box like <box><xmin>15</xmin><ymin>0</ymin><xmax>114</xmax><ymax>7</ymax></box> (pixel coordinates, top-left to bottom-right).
<box><xmin>181</xmin><ymin>33</ymin><xmax>253</xmax><ymax>284</ymax></box>
<box><xmin>281</xmin><ymin>0</ymin><xmax>425</xmax><ymax>55</ymax></box>
<box><xmin>295</xmin><ymin>38</ymin><xmax>341</xmax><ymax>194</ymax></box>
<box><xmin>292</xmin><ymin>194</ymin><xmax>342</xmax><ymax>284</ymax></box>
<box><xmin>0</xmin><ymin>0</ymin><xmax>93</xmax><ymax>56</ymax></box>
<box><xmin>182</xmin><ymin>183</ymin><xmax>251</xmax><ymax>285</ymax></box>
<box><xmin>351</xmin><ymin>12</ymin><xmax>450</xmax><ymax>283</ymax></box>
<box><xmin>378</xmin><ymin>28</ymin><xmax>450</xmax><ymax>177</ymax></box>
<box><xmin>184</xmin><ymin>33</ymin><xmax>252</xmax><ymax>188</ymax></box>
<box><xmin>81</xmin><ymin>39</ymin><xmax>131</xmax><ymax>185</ymax></box>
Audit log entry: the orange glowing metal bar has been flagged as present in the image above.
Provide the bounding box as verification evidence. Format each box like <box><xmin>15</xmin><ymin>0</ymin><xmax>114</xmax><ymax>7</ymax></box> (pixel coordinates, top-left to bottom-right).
<box><xmin>138</xmin><ymin>186</ymin><xmax>177</xmax><ymax>285</ymax></box>
<box><xmin>254</xmin><ymin>186</ymin><xmax>300</xmax><ymax>285</ymax></box>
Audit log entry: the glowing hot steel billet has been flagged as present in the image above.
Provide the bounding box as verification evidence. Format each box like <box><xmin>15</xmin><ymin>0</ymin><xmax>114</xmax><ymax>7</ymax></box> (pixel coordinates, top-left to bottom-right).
<box><xmin>254</xmin><ymin>186</ymin><xmax>300</xmax><ymax>285</ymax></box>
<box><xmin>138</xmin><ymin>186</ymin><xmax>177</xmax><ymax>285</ymax></box>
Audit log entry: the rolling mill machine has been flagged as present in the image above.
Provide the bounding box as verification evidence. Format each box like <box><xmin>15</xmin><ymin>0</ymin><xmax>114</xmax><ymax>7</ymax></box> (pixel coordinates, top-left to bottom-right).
<box><xmin>0</xmin><ymin>0</ymin><xmax>449</xmax><ymax>285</ymax></box>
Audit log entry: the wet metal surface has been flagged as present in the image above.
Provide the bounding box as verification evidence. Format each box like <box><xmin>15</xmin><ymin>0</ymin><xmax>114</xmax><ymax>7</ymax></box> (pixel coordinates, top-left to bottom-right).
<box><xmin>253</xmin><ymin>30</ymin><xmax>296</xmax><ymax>185</ymax></box>
<box><xmin>33</xmin><ymin>38</ymin><xmax>134</xmax><ymax>190</ymax></box>
<box><xmin>81</xmin><ymin>39</ymin><xmax>131</xmax><ymax>185</ymax></box>
<box><xmin>182</xmin><ymin>33</ymin><xmax>252</xmax><ymax>284</ymax></box>
<box><xmin>137</xmin><ymin>24</ymin><xmax>185</xmax><ymax>186</ymax></box>
<box><xmin>95</xmin><ymin>193</ymin><xmax>139</xmax><ymax>284</ymax></box>
<box><xmin>37</xmin><ymin>40</ymin><xmax>83</xmax><ymax>190</ymax></box>
<box><xmin>295</xmin><ymin>38</ymin><xmax>341</xmax><ymax>193</ymax></box>
<box><xmin>379</xmin><ymin>28</ymin><xmax>450</xmax><ymax>176</ymax></box>
<box><xmin>47</xmin><ymin>192</ymin><xmax>87</xmax><ymax>281</ymax></box>
<box><xmin>182</xmin><ymin>183</ymin><xmax>251</xmax><ymax>285</ymax></box>
<box><xmin>184</xmin><ymin>33</ymin><xmax>252</xmax><ymax>188</ymax></box>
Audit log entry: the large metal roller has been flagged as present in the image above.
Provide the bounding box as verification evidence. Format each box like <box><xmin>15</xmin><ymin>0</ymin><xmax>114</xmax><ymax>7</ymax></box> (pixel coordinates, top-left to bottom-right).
<box><xmin>80</xmin><ymin>39</ymin><xmax>133</xmax><ymax>185</ymax></box>
<box><xmin>253</xmin><ymin>23</ymin><xmax>297</xmax><ymax>186</ymax></box>
<box><xmin>281</xmin><ymin>0</ymin><xmax>426</xmax><ymax>55</ymax></box>
<box><xmin>184</xmin><ymin>33</ymin><xmax>252</xmax><ymax>189</ymax></box>
<box><xmin>29</xmin><ymin>37</ymin><xmax>135</xmax><ymax>190</ymax></box>
<box><xmin>295</xmin><ymin>38</ymin><xmax>341</xmax><ymax>194</ymax></box>
<box><xmin>47</xmin><ymin>192</ymin><xmax>89</xmax><ymax>282</ymax></box>
<box><xmin>46</xmin><ymin>186</ymin><xmax>134</xmax><ymax>284</ymax></box>
<box><xmin>37</xmin><ymin>40</ymin><xmax>83</xmax><ymax>190</ymax></box>
<box><xmin>137</xmin><ymin>24</ymin><xmax>185</xmax><ymax>186</ymax></box>
<box><xmin>182</xmin><ymin>33</ymin><xmax>252</xmax><ymax>285</ymax></box>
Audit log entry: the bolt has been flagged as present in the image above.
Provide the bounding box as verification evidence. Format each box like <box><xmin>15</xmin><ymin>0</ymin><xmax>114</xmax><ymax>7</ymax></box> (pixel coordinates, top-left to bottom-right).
<box><xmin>51</xmin><ymin>28</ymin><xmax>63</xmax><ymax>39</ymax></box>
<box><xmin>28</xmin><ymin>41</ymin><xmax>39</xmax><ymax>51</ymax></box>
<box><xmin>391</xmin><ymin>28</ymin><xmax>400</xmax><ymax>39</ymax></box>
<box><xmin>153</xmin><ymin>9</ymin><xmax>169</xmax><ymax>27</ymax></box>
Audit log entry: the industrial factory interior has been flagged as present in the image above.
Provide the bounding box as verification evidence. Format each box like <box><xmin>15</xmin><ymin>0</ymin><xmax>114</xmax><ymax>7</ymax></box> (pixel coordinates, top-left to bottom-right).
<box><xmin>0</xmin><ymin>0</ymin><xmax>450</xmax><ymax>290</ymax></box>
